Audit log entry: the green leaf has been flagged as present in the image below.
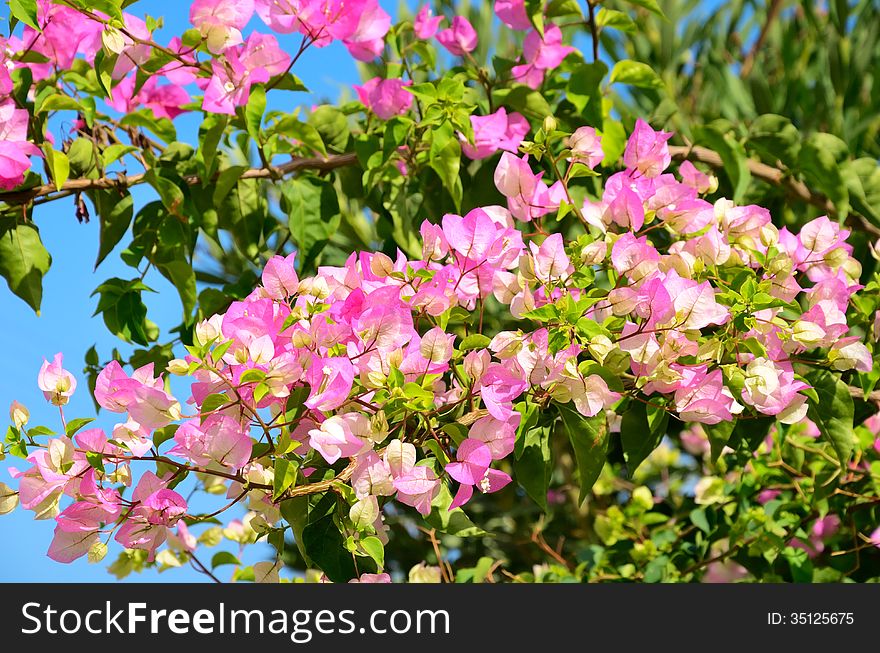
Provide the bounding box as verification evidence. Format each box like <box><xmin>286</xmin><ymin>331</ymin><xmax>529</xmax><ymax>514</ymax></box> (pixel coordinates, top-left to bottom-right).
<box><xmin>804</xmin><ymin>369</ymin><xmax>856</xmax><ymax>464</ymax></box>
<box><xmin>42</xmin><ymin>147</ymin><xmax>70</xmax><ymax>192</ymax></box>
<box><xmin>459</xmin><ymin>334</ymin><xmax>491</xmax><ymax>351</ymax></box>
<box><xmin>360</xmin><ymin>536</ymin><xmax>384</xmax><ymax>570</ymax></box>
<box><xmin>301</xmin><ymin>512</ymin><xmax>357</xmax><ymax>582</ymax></box>
<box><xmin>35</xmin><ymin>94</ymin><xmax>83</xmax><ymax>114</ymax></box>
<box><xmin>798</xmin><ymin>133</ymin><xmax>850</xmax><ymax>217</ymax></box>
<box><xmin>272</xmin><ymin>458</ymin><xmax>299</xmax><ymax>501</ymax></box>
<box><xmin>93</xmin><ymin>190</ymin><xmax>134</xmax><ymax>268</ymax></box>
<box><xmin>558</xmin><ymin>403</ymin><xmax>608</xmax><ymax>503</ymax></box>
<box><xmin>152</xmin><ymin>424</ymin><xmax>178</xmax><ymax>449</ymax></box>
<box><xmin>747</xmin><ymin>114</ymin><xmax>800</xmax><ymax>167</ymax></box>
<box><xmin>595</xmin><ymin>8</ymin><xmax>636</xmax><ymax>32</ymax></box>
<box><xmin>282</xmin><ymin>118</ymin><xmax>327</xmax><ymax>156</ymax></box>
<box><xmin>101</xmin><ymin>144</ymin><xmax>138</xmax><ymax>167</ymax></box>
<box><xmin>212</xmin><ymin>165</ymin><xmax>248</xmax><ymax>206</ymax></box>
<box><xmin>601</xmin><ymin>118</ymin><xmax>627</xmax><ymax>166</ymax></box>
<box><xmin>282</xmin><ymin>176</ymin><xmax>341</xmax><ymax>271</ymax></box>
<box><xmin>567</xmin><ymin>62</ymin><xmax>608</xmax><ymax>126</ymax></box>
<box><xmin>425</xmin><ymin>484</ymin><xmax>487</xmax><ymax>537</ymax></box>
<box><xmin>9</xmin><ymin>0</ymin><xmax>39</xmax><ymax>30</ymax></box>
<box><xmin>525</xmin><ymin>0</ymin><xmax>545</xmax><ymax>37</ymax></box>
<box><xmin>842</xmin><ymin>158</ymin><xmax>880</xmax><ymax>226</ymax></box>
<box><xmin>210</xmin><ymin>551</ymin><xmax>241</xmax><ymax>569</ymax></box>
<box><xmin>197</xmin><ymin>114</ymin><xmax>227</xmax><ymax>178</ymax></box>
<box><xmin>514</xmin><ymin>422</ymin><xmax>553</xmax><ymax>509</ymax></box>
<box><xmin>144</xmin><ymin>170</ymin><xmax>185</xmax><ymax>217</ymax></box>
<box><xmin>546</xmin><ymin>0</ymin><xmax>583</xmax><ymax>19</ymax></box>
<box><xmin>495</xmin><ymin>85</ymin><xmax>553</xmax><ymax>122</ymax></box>
<box><xmin>623</xmin><ymin>0</ymin><xmax>666</xmax><ymax>18</ymax></box>
<box><xmin>609</xmin><ymin>60</ymin><xmax>663</xmax><ymax>89</ymax></box>
<box><xmin>704</xmin><ymin>420</ymin><xmax>735</xmax><ymax>464</ymax></box>
<box><xmin>244</xmin><ymin>85</ymin><xmax>266</xmax><ymax>141</ymax></box>
<box><xmin>308</xmin><ymin>106</ymin><xmax>349</xmax><ymax>153</ymax></box>
<box><xmin>429</xmin><ymin>122</ymin><xmax>462</xmax><ymax>209</ymax></box>
<box><xmin>0</xmin><ymin>221</ymin><xmax>52</xmax><ymax>314</ymax></box>
<box><xmin>620</xmin><ymin>400</ymin><xmax>669</xmax><ymax>474</ymax></box>
<box><xmin>85</xmin><ymin>451</ymin><xmax>105</xmax><ymax>474</ymax></box>
<box><xmin>65</xmin><ymin>417</ymin><xmax>95</xmax><ymax>437</ymax></box>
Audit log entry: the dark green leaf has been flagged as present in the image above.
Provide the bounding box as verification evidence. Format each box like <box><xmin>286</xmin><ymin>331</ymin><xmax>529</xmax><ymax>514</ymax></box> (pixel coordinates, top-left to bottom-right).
<box><xmin>804</xmin><ymin>368</ymin><xmax>856</xmax><ymax>464</ymax></box>
<box><xmin>514</xmin><ymin>421</ymin><xmax>553</xmax><ymax>509</ymax></box>
<box><xmin>93</xmin><ymin>191</ymin><xmax>134</xmax><ymax>268</ymax></box>
<box><xmin>620</xmin><ymin>400</ymin><xmax>669</xmax><ymax>474</ymax></box>
<box><xmin>0</xmin><ymin>221</ymin><xmax>52</xmax><ymax>314</ymax></box>
<box><xmin>558</xmin><ymin>403</ymin><xmax>608</xmax><ymax>503</ymax></box>
<box><xmin>210</xmin><ymin>551</ymin><xmax>241</xmax><ymax>569</ymax></box>
<box><xmin>301</xmin><ymin>513</ymin><xmax>356</xmax><ymax>582</ymax></box>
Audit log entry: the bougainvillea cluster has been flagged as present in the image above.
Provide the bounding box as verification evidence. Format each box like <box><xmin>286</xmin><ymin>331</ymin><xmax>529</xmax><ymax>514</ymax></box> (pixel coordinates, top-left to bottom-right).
<box><xmin>4</xmin><ymin>116</ymin><xmax>878</xmax><ymax>579</ymax></box>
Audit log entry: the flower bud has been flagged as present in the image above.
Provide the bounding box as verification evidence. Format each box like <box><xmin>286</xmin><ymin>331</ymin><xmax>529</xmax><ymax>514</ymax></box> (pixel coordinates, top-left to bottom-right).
<box><xmin>580</xmin><ymin>240</ymin><xmax>607</xmax><ymax>265</ymax></box>
<box><xmin>759</xmin><ymin>223</ymin><xmax>779</xmax><ymax>248</ymax></box>
<box><xmin>542</xmin><ymin>115</ymin><xmax>557</xmax><ymax>133</ymax></box>
<box><xmin>166</xmin><ymin>359</ymin><xmax>190</xmax><ymax>376</ymax></box>
<box><xmin>9</xmin><ymin>400</ymin><xmax>29</xmax><ymax>429</ymax></box>
<box><xmin>791</xmin><ymin>320</ymin><xmax>825</xmax><ymax>346</ymax></box>
<box><xmin>195</xmin><ymin>315</ymin><xmax>223</xmax><ymax>346</ymax></box>
<box><xmin>369</xmin><ymin>252</ymin><xmax>394</xmax><ymax>278</ymax></box>
<box><xmin>0</xmin><ymin>481</ymin><xmax>18</xmax><ymax>514</ymax></box>
<box><xmin>587</xmin><ymin>335</ymin><xmax>614</xmax><ymax>364</ymax></box>
<box><xmin>370</xmin><ymin>411</ymin><xmax>389</xmax><ymax>443</ymax></box>
<box><xmin>88</xmin><ymin>541</ymin><xmax>109</xmax><ymax>564</ymax></box>
<box><xmin>409</xmin><ymin>562</ymin><xmax>442</xmax><ymax>583</ymax></box>
<box><xmin>823</xmin><ymin>246</ymin><xmax>849</xmax><ymax>268</ymax></box>
<box><xmin>102</xmin><ymin>27</ymin><xmax>126</xmax><ymax>54</ymax></box>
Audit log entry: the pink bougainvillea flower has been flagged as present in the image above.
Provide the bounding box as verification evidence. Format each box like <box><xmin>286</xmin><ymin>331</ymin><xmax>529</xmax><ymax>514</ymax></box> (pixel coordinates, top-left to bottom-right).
<box><xmin>414</xmin><ymin>4</ymin><xmax>444</xmax><ymax>39</ymax></box>
<box><xmin>623</xmin><ymin>118</ymin><xmax>672</xmax><ymax>178</ymax></box>
<box><xmin>304</xmin><ymin>355</ymin><xmax>356</xmax><ymax>412</ymax></box>
<box><xmin>190</xmin><ymin>0</ymin><xmax>254</xmax><ymax>53</ymax></box>
<box><xmin>392</xmin><ymin>465</ymin><xmax>440</xmax><ymax>516</ymax></box>
<box><xmin>261</xmin><ymin>252</ymin><xmax>299</xmax><ymax>300</ymax></box>
<box><xmin>568</xmin><ymin>126</ymin><xmax>604</xmax><ymax>169</ymax></box>
<box><xmin>168</xmin><ymin>415</ymin><xmax>252</xmax><ymax>471</ymax></box>
<box><xmin>111</xmin><ymin>14</ymin><xmax>154</xmax><ymax>81</ymax></box>
<box><xmin>461</xmin><ymin>107</ymin><xmax>530</xmax><ymax>160</ymax></box>
<box><xmin>679</xmin><ymin>160</ymin><xmax>714</xmax><ymax>193</ymax></box>
<box><xmin>529</xmin><ymin>233</ymin><xmax>573</xmax><ymax>283</ymax></box>
<box><xmin>354</xmin><ymin>77</ymin><xmax>413</xmax><ymax>120</ymax></box>
<box><xmin>0</xmin><ymin>141</ymin><xmax>38</xmax><ymax>190</ymax></box>
<box><xmin>106</xmin><ymin>76</ymin><xmax>191</xmax><ymax>121</ymax></box>
<box><xmin>307</xmin><ymin>414</ymin><xmax>369</xmax><ymax>464</ymax></box>
<box><xmin>37</xmin><ymin>354</ymin><xmax>77</xmax><ymax>406</ymax></box>
<box><xmin>255</xmin><ymin>0</ymin><xmax>355</xmax><ymax>42</ymax></box>
<box><xmin>436</xmin><ymin>16</ymin><xmax>478</xmax><ymax>56</ymax></box>
<box><xmin>202</xmin><ymin>33</ymin><xmax>290</xmax><ymax>115</ymax></box>
<box><xmin>511</xmin><ymin>26</ymin><xmax>574</xmax><ymax>89</ymax></box>
<box><xmin>343</xmin><ymin>0</ymin><xmax>391</xmax><ymax>61</ymax></box>
<box><xmin>447</xmin><ymin>438</ymin><xmax>512</xmax><ymax>509</ymax></box>
<box><xmin>94</xmin><ymin>361</ymin><xmax>181</xmax><ymax>430</ymax></box>
<box><xmin>494</xmin><ymin>0</ymin><xmax>531</xmax><ymax>30</ymax></box>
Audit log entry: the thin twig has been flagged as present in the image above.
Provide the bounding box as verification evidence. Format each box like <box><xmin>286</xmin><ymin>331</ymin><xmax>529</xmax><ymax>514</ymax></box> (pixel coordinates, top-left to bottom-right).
<box><xmin>668</xmin><ymin>144</ymin><xmax>880</xmax><ymax>238</ymax></box>
<box><xmin>0</xmin><ymin>153</ymin><xmax>359</xmax><ymax>205</ymax></box>
<box><xmin>740</xmin><ymin>0</ymin><xmax>784</xmax><ymax>78</ymax></box>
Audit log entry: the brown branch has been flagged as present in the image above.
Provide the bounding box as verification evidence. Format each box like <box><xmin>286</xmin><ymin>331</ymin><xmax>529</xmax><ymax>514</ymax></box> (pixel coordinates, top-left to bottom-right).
<box><xmin>848</xmin><ymin>385</ymin><xmax>880</xmax><ymax>405</ymax></box>
<box><xmin>740</xmin><ymin>0</ymin><xmax>784</xmax><ymax>78</ymax></box>
<box><xmin>668</xmin><ymin>144</ymin><xmax>880</xmax><ymax>238</ymax></box>
<box><xmin>275</xmin><ymin>459</ymin><xmax>357</xmax><ymax>502</ymax></box>
<box><xmin>0</xmin><ymin>153</ymin><xmax>359</xmax><ymax>205</ymax></box>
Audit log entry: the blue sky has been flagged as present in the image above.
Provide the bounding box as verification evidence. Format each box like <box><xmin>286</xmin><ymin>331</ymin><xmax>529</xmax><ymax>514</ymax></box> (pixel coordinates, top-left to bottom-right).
<box><xmin>0</xmin><ymin>0</ymin><xmax>405</xmax><ymax>582</ymax></box>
